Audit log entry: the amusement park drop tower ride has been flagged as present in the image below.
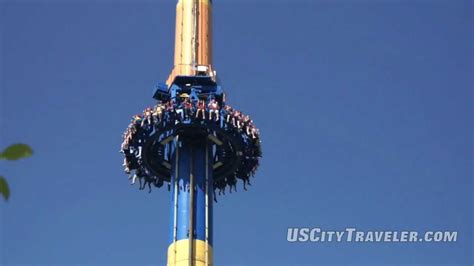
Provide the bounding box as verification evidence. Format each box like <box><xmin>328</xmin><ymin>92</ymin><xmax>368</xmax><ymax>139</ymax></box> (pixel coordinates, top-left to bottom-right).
<box><xmin>167</xmin><ymin>0</ymin><xmax>215</xmax><ymax>265</ymax></box>
<box><xmin>120</xmin><ymin>0</ymin><xmax>262</xmax><ymax>265</ymax></box>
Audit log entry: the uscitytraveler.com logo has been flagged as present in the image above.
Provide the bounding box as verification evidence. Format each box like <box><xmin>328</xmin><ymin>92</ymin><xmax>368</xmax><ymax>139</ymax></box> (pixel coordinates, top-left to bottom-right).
<box><xmin>287</xmin><ymin>228</ymin><xmax>458</xmax><ymax>243</ymax></box>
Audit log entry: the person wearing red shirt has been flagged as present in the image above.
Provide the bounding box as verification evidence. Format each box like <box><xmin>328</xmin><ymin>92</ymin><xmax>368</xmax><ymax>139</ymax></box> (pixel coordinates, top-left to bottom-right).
<box><xmin>196</xmin><ymin>99</ymin><xmax>206</xmax><ymax>119</ymax></box>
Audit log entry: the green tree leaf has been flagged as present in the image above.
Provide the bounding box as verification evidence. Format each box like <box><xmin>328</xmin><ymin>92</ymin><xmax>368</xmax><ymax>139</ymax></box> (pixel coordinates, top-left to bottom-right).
<box><xmin>0</xmin><ymin>143</ymin><xmax>33</xmax><ymax>160</ymax></box>
<box><xmin>0</xmin><ymin>176</ymin><xmax>10</xmax><ymax>201</ymax></box>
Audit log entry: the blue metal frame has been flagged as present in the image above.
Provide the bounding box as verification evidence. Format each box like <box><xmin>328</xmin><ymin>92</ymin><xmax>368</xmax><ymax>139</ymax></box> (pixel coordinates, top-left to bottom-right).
<box><xmin>169</xmin><ymin>138</ymin><xmax>213</xmax><ymax>246</ymax></box>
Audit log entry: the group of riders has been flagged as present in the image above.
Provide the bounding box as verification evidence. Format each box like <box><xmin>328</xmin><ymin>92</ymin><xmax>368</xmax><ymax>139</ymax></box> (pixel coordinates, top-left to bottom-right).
<box><xmin>120</xmin><ymin>92</ymin><xmax>261</xmax><ymax>200</ymax></box>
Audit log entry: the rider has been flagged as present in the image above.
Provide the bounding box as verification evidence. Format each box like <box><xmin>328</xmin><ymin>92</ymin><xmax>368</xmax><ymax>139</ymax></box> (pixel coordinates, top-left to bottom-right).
<box><xmin>208</xmin><ymin>98</ymin><xmax>220</xmax><ymax>121</ymax></box>
<box><xmin>224</xmin><ymin>105</ymin><xmax>233</xmax><ymax>123</ymax></box>
<box><xmin>183</xmin><ymin>97</ymin><xmax>193</xmax><ymax>119</ymax></box>
<box><xmin>176</xmin><ymin>93</ymin><xmax>190</xmax><ymax>120</ymax></box>
<box><xmin>196</xmin><ymin>99</ymin><xmax>206</xmax><ymax>119</ymax></box>
<box><xmin>142</xmin><ymin>107</ymin><xmax>153</xmax><ymax>127</ymax></box>
<box><xmin>153</xmin><ymin>103</ymin><xmax>165</xmax><ymax>123</ymax></box>
<box><xmin>232</xmin><ymin>110</ymin><xmax>241</xmax><ymax>128</ymax></box>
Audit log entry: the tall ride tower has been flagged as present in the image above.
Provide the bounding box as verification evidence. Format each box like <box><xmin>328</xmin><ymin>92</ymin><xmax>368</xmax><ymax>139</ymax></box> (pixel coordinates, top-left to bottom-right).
<box><xmin>120</xmin><ymin>1</ymin><xmax>262</xmax><ymax>265</ymax></box>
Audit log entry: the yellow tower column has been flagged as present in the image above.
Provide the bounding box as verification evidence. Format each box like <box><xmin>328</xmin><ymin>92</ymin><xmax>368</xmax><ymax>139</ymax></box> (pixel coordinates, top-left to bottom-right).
<box><xmin>167</xmin><ymin>0</ymin><xmax>214</xmax><ymax>86</ymax></box>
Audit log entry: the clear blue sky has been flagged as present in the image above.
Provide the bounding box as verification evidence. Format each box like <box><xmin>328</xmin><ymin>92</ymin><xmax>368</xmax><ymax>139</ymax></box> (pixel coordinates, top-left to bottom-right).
<box><xmin>0</xmin><ymin>1</ymin><xmax>472</xmax><ymax>265</ymax></box>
